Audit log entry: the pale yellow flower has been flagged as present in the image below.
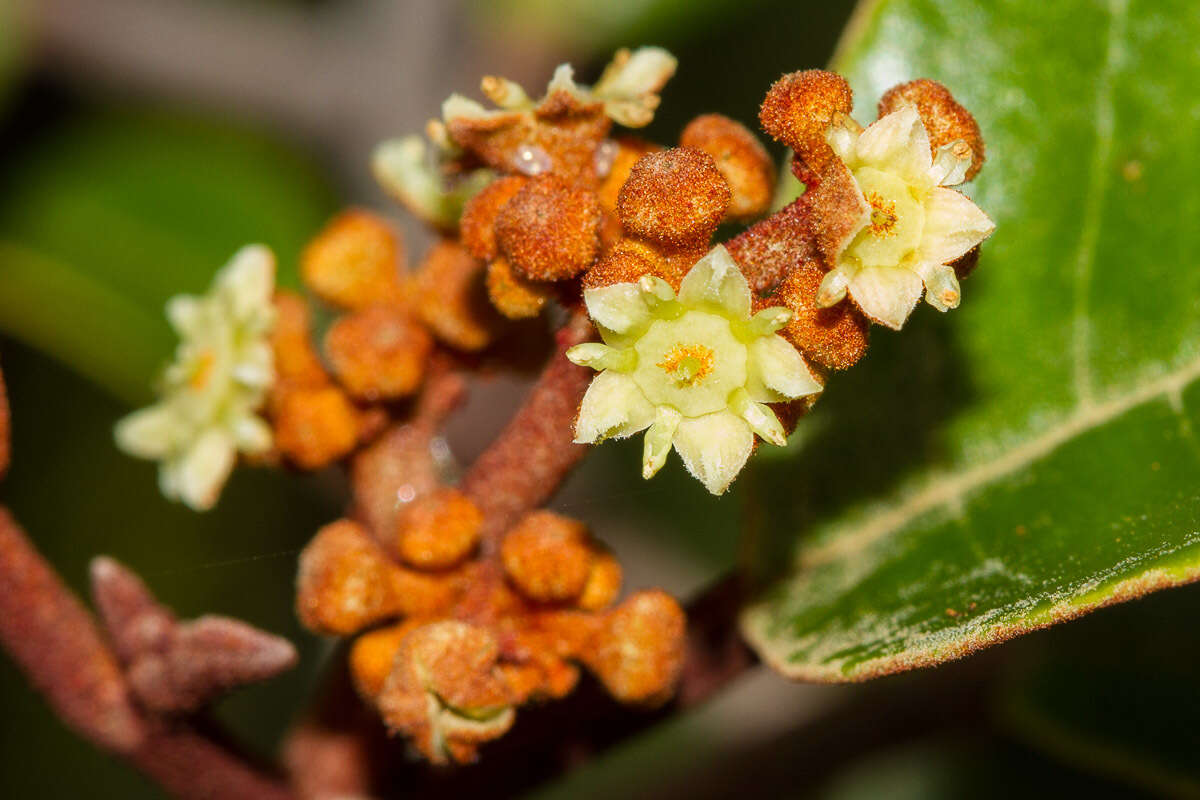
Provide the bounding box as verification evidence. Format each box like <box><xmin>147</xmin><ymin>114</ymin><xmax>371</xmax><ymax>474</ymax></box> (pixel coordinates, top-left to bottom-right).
<box><xmin>818</xmin><ymin>105</ymin><xmax>995</xmax><ymax>329</ymax></box>
<box><xmin>115</xmin><ymin>245</ymin><xmax>276</xmax><ymax>511</ymax></box>
<box><xmin>568</xmin><ymin>246</ymin><xmax>822</xmax><ymax>495</ymax></box>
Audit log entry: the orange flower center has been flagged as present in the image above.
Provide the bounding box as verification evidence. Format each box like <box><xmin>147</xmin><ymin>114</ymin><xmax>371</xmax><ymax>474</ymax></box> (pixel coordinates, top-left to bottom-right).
<box><xmin>867</xmin><ymin>191</ymin><xmax>898</xmax><ymax>237</ymax></box>
<box><xmin>189</xmin><ymin>350</ymin><xmax>216</xmax><ymax>390</ymax></box>
<box><xmin>657</xmin><ymin>344</ymin><xmax>714</xmax><ymax>387</ymax></box>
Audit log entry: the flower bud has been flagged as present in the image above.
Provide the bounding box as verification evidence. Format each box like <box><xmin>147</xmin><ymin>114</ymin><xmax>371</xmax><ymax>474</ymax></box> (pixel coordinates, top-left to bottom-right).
<box><xmin>324</xmin><ymin>305</ymin><xmax>432</xmax><ymax>401</ymax></box>
<box><xmin>485</xmin><ymin>257</ymin><xmax>552</xmax><ymax>319</ymax></box>
<box><xmin>680</xmin><ymin>114</ymin><xmax>775</xmax><ymax>220</ymax></box>
<box><xmin>758</xmin><ymin>70</ymin><xmax>853</xmax><ymax>171</ymax></box>
<box><xmin>500</xmin><ymin>511</ymin><xmax>594</xmax><ymax>604</ymax></box>
<box><xmin>393</xmin><ymin>487</ymin><xmax>482</xmax><ymax>570</ymax></box>
<box><xmin>272</xmin><ymin>386</ymin><xmax>362</xmax><ymax>469</ymax></box>
<box><xmin>766</xmin><ymin>260</ymin><xmax>870</xmax><ymax>371</ymax></box>
<box><xmin>413</xmin><ymin>239</ymin><xmax>500</xmax><ymax>352</ymax></box>
<box><xmin>494</xmin><ymin>175</ymin><xmax>602</xmax><ymax>281</ymax></box>
<box><xmin>349</xmin><ymin>621</ymin><xmax>419</xmax><ymax>698</ymax></box>
<box><xmin>301</xmin><ymin>210</ymin><xmax>406</xmax><ymax>310</ymax></box>
<box><xmin>460</xmin><ymin>176</ymin><xmax>527</xmax><ymax>260</ymax></box>
<box><xmin>577</xmin><ymin>550</ymin><xmax>622</xmax><ymax>611</ymax></box>
<box><xmin>617</xmin><ymin>148</ymin><xmax>730</xmax><ymax>250</ymax></box>
<box><xmin>585</xmin><ymin>590</ymin><xmax>685</xmax><ymax>706</ymax></box>
<box><xmin>296</xmin><ymin>520</ymin><xmax>409</xmax><ymax>635</ymax></box>
<box><xmin>378</xmin><ymin>621</ymin><xmax>515</xmax><ymax>764</ymax></box>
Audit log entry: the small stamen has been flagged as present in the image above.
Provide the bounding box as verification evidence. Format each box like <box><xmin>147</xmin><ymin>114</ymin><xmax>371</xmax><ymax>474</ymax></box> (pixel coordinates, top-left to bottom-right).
<box><xmin>657</xmin><ymin>344</ymin><xmax>715</xmax><ymax>387</ymax></box>
<box><xmin>867</xmin><ymin>191</ymin><xmax>898</xmax><ymax>237</ymax></box>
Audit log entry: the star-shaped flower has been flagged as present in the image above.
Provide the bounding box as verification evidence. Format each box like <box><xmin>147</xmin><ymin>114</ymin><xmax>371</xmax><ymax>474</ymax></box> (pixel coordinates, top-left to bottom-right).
<box><xmin>115</xmin><ymin>245</ymin><xmax>277</xmax><ymax>511</ymax></box>
<box><xmin>817</xmin><ymin>105</ymin><xmax>996</xmax><ymax>329</ymax></box>
<box><xmin>568</xmin><ymin>245</ymin><xmax>822</xmax><ymax>495</ymax></box>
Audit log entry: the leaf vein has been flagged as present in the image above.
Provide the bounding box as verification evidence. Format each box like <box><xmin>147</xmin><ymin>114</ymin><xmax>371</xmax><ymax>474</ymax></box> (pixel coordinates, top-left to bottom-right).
<box><xmin>802</xmin><ymin>349</ymin><xmax>1200</xmax><ymax>567</ymax></box>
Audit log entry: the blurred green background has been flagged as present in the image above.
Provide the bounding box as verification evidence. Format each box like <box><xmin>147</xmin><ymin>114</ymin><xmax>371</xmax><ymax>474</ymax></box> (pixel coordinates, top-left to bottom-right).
<box><xmin>1</xmin><ymin>1</ymin><xmax>1197</xmax><ymax>798</ymax></box>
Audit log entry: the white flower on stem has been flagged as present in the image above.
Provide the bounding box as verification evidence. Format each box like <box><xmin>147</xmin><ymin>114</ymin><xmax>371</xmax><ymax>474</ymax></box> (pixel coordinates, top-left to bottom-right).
<box><xmin>818</xmin><ymin>105</ymin><xmax>995</xmax><ymax>329</ymax></box>
<box><xmin>568</xmin><ymin>246</ymin><xmax>822</xmax><ymax>495</ymax></box>
<box><xmin>115</xmin><ymin>245</ymin><xmax>277</xmax><ymax>511</ymax></box>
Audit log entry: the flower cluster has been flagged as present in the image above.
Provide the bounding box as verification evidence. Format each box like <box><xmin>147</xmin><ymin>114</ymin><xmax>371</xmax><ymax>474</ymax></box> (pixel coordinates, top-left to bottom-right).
<box><xmin>115</xmin><ymin>246</ymin><xmax>276</xmax><ymax>510</ymax></box>
<box><xmin>112</xmin><ymin>49</ymin><xmax>994</xmax><ymax>765</ymax></box>
<box><xmin>569</xmin><ymin>246</ymin><xmax>821</xmax><ymax>494</ymax></box>
<box><xmin>296</xmin><ymin>507</ymin><xmax>684</xmax><ymax>764</ymax></box>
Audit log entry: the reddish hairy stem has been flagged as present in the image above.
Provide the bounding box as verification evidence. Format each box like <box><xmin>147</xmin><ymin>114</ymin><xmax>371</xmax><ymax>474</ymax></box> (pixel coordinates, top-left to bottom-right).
<box><xmin>460</xmin><ymin>309</ymin><xmax>595</xmax><ymax>546</ymax></box>
<box><xmin>0</xmin><ymin>508</ymin><xmax>144</xmax><ymax>752</ymax></box>
<box><xmin>0</xmin><ymin>509</ymin><xmax>295</xmax><ymax>800</ymax></box>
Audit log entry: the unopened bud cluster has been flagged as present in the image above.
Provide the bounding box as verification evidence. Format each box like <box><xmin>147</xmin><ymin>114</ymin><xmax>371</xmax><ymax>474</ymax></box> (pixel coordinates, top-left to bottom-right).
<box><xmin>296</xmin><ymin>504</ymin><xmax>684</xmax><ymax>764</ymax></box>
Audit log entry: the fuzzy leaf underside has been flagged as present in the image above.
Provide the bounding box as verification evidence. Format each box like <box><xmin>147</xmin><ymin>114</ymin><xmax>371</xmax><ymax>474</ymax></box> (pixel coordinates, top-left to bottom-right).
<box><xmin>742</xmin><ymin>0</ymin><xmax>1200</xmax><ymax>680</ymax></box>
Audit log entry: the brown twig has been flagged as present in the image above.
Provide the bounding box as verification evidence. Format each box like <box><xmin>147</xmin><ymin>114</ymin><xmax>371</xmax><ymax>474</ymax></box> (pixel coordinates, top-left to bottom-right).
<box><xmin>460</xmin><ymin>309</ymin><xmax>595</xmax><ymax>547</ymax></box>
<box><xmin>0</xmin><ymin>509</ymin><xmax>296</xmax><ymax>800</ymax></box>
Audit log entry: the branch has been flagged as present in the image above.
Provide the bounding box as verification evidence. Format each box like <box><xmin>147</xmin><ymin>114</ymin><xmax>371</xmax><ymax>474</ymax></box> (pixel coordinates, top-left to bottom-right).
<box><xmin>0</xmin><ymin>509</ymin><xmax>296</xmax><ymax>800</ymax></box>
<box><xmin>460</xmin><ymin>309</ymin><xmax>595</xmax><ymax>546</ymax></box>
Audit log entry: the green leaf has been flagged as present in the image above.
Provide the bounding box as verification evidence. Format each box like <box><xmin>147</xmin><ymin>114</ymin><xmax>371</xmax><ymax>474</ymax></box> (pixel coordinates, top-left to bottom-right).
<box><xmin>742</xmin><ymin>0</ymin><xmax>1200</xmax><ymax>680</ymax></box>
<box><xmin>0</xmin><ymin>109</ymin><xmax>337</xmax><ymax>404</ymax></box>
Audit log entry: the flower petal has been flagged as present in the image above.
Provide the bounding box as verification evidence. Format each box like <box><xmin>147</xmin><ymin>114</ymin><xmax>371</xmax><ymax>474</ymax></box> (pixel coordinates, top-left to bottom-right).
<box><xmin>173</xmin><ymin>428</ymin><xmax>236</xmax><ymax>511</ymax></box>
<box><xmin>232</xmin><ymin>414</ymin><xmax>273</xmax><ymax>455</ymax></box>
<box><xmin>671</xmin><ymin>411</ymin><xmax>754</xmax><ymax>495</ymax></box>
<box><xmin>917</xmin><ymin>187</ymin><xmax>996</xmax><ymax>264</ymax></box>
<box><xmin>916</xmin><ymin>262</ymin><xmax>962</xmax><ymax>312</ymax></box>
<box><xmin>218</xmin><ymin>245</ymin><xmax>275</xmax><ymax>321</ymax></box>
<box><xmin>232</xmin><ymin>341</ymin><xmax>275</xmax><ymax>390</ymax></box>
<box><xmin>573</xmin><ymin>371</ymin><xmax>655</xmax><ymax>443</ymax></box>
<box><xmin>583</xmin><ymin>283</ymin><xmax>652</xmax><ymax>338</ymax></box>
<box><xmin>747</xmin><ymin>336</ymin><xmax>822</xmax><ymax>402</ymax></box>
<box><xmin>845</xmin><ymin>264</ymin><xmax>924</xmax><ymax>330</ymax></box>
<box><xmin>854</xmin><ymin>106</ymin><xmax>932</xmax><ymax>185</ymax></box>
<box><xmin>677</xmin><ymin>245</ymin><xmax>751</xmax><ymax>318</ymax></box>
<box><xmin>641</xmin><ymin>406</ymin><xmax>682</xmax><ymax>479</ymax></box>
<box><xmin>929</xmin><ymin>141</ymin><xmax>972</xmax><ymax>187</ymax></box>
<box><xmin>114</xmin><ymin>404</ymin><xmax>178</xmax><ymax>459</ymax></box>
<box><xmin>165</xmin><ymin>296</ymin><xmax>205</xmax><ymax>338</ymax></box>
<box><xmin>825</xmin><ymin>114</ymin><xmax>860</xmax><ymax>163</ymax></box>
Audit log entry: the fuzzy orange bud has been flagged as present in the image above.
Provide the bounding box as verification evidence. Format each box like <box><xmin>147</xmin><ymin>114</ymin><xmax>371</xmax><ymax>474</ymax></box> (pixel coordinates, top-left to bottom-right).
<box><xmin>585</xmin><ymin>590</ymin><xmax>685</xmax><ymax>706</ymax></box>
<box><xmin>758</xmin><ymin>70</ymin><xmax>853</xmax><ymax>170</ymax></box>
<box><xmin>766</xmin><ymin>260</ymin><xmax>870</xmax><ymax>371</ymax></box>
<box><xmin>413</xmin><ymin>239</ymin><xmax>500</xmax><ymax>352</ymax></box>
<box><xmin>270</xmin><ymin>292</ymin><xmax>328</xmax><ymax>390</ymax></box>
<box><xmin>680</xmin><ymin>114</ymin><xmax>775</xmax><ymax>220</ymax></box>
<box><xmin>494</xmin><ymin>175</ymin><xmax>602</xmax><ymax>281</ymax></box>
<box><xmin>324</xmin><ymin>305</ymin><xmax>432</xmax><ymax>401</ymax></box>
<box><xmin>378</xmin><ymin>621</ymin><xmax>515</xmax><ymax>764</ymax></box>
<box><xmin>349</xmin><ymin>620</ymin><xmax>419</xmax><ymax>698</ymax></box>
<box><xmin>301</xmin><ymin>210</ymin><xmax>406</xmax><ymax>310</ymax></box>
<box><xmin>578</xmin><ymin>550</ymin><xmax>622</xmax><ymax>612</ymax></box>
<box><xmin>393</xmin><ymin>487</ymin><xmax>483</xmax><ymax>570</ymax></box>
<box><xmin>460</xmin><ymin>176</ymin><xmax>527</xmax><ymax>260</ymax></box>
<box><xmin>485</xmin><ymin>257</ymin><xmax>552</xmax><ymax>320</ymax></box>
<box><xmin>295</xmin><ymin>520</ymin><xmax>410</xmax><ymax>635</ymax></box>
<box><xmin>500</xmin><ymin>511</ymin><xmax>594</xmax><ymax>604</ymax></box>
<box><xmin>272</xmin><ymin>386</ymin><xmax>362</xmax><ymax>469</ymax></box>
<box><xmin>617</xmin><ymin>147</ymin><xmax>730</xmax><ymax>250</ymax></box>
